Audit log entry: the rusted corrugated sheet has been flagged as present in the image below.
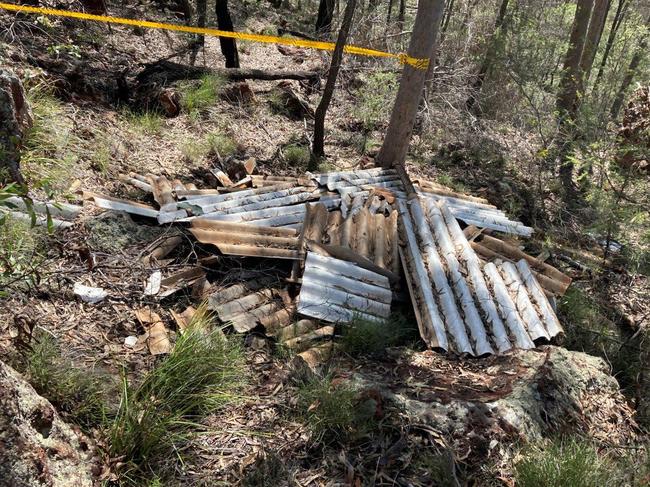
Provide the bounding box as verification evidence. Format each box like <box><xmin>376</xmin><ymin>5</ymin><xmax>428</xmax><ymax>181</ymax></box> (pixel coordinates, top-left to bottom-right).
<box><xmin>398</xmin><ymin>197</ymin><xmax>562</xmax><ymax>356</ymax></box>
<box><xmin>297</xmin><ymin>251</ymin><xmax>392</xmax><ymax>323</ymax></box>
<box><xmin>189</xmin><ymin>219</ymin><xmax>301</xmax><ymax>259</ymax></box>
<box><xmin>207</xmin><ymin>277</ymin><xmax>295</xmax><ymax>333</ymax></box>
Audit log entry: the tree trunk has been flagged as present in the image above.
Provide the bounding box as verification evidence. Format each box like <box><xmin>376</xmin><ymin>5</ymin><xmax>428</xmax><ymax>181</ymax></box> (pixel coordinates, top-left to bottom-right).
<box><xmin>594</xmin><ymin>0</ymin><xmax>628</xmax><ymax>89</ymax></box>
<box><xmin>386</xmin><ymin>0</ymin><xmax>394</xmax><ymax>25</ymax></box>
<box><xmin>189</xmin><ymin>0</ymin><xmax>207</xmax><ymax>65</ymax></box>
<box><xmin>315</xmin><ymin>0</ymin><xmax>335</xmax><ymax>36</ymax></box>
<box><xmin>556</xmin><ymin>0</ymin><xmax>594</xmax><ymax>204</ymax></box>
<box><xmin>397</xmin><ymin>0</ymin><xmax>405</xmax><ymax>29</ymax></box>
<box><xmin>215</xmin><ymin>0</ymin><xmax>240</xmax><ymax>68</ymax></box>
<box><xmin>610</xmin><ymin>18</ymin><xmax>649</xmax><ymax>119</ymax></box>
<box><xmin>312</xmin><ymin>0</ymin><xmax>357</xmax><ymax>163</ymax></box>
<box><xmin>465</xmin><ymin>0</ymin><xmax>510</xmax><ymax>114</ymax></box>
<box><xmin>79</xmin><ymin>0</ymin><xmax>107</xmax><ymax>14</ymax></box>
<box><xmin>375</xmin><ymin>0</ymin><xmax>446</xmax><ymax>169</ymax></box>
<box><xmin>580</xmin><ymin>0</ymin><xmax>610</xmax><ymax>83</ymax></box>
<box><xmin>0</xmin><ymin>70</ymin><xmax>32</xmax><ymax>185</ymax></box>
<box><xmin>441</xmin><ymin>0</ymin><xmax>454</xmax><ymax>37</ymax></box>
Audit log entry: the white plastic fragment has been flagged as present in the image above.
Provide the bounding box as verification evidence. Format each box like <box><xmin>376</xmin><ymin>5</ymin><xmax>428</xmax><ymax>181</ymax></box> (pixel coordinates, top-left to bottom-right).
<box><xmin>144</xmin><ymin>270</ymin><xmax>162</xmax><ymax>296</ymax></box>
<box><xmin>124</xmin><ymin>335</ymin><xmax>138</xmax><ymax>348</ymax></box>
<box><xmin>73</xmin><ymin>283</ymin><xmax>107</xmax><ymax>304</ymax></box>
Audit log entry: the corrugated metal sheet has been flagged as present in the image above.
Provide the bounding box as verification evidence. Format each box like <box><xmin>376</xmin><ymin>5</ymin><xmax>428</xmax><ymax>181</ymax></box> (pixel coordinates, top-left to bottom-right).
<box><xmin>207</xmin><ymin>277</ymin><xmax>295</xmax><ymax>333</ymax></box>
<box><xmin>311</xmin><ymin>168</ymin><xmax>533</xmax><ymax>236</ymax></box>
<box><xmin>189</xmin><ymin>219</ymin><xmax>301</xmax><ymax>259</ymax></box>
<box><xmin>297</xmin><ymin>251</ymin><xmax>392</xmax><ymax>323</ymax></box>
<box><xmin>398</xmin><ymin>197</ymin><xmax>562</xmax><ymax>356</ymax></box>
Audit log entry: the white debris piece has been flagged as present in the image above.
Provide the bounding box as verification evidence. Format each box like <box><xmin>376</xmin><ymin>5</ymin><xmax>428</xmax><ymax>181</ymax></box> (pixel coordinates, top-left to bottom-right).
<box><xmin>73</xmin><ymin>283</ymin><xmax>108</xmax><ymax>304</ymax></box>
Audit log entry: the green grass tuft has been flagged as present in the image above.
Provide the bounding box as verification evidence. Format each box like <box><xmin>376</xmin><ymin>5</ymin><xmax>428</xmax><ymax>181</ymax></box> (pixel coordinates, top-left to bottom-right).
<box><xmin>295</xmin><ymin>373</ymin><xmax>373</xmax><ymax>442</ymax></box>
<box><xmin>206</xmin><ymin>131</ymin><xmax>238</xmax><ymax>158</ymax></box>
<box><xmin>341</xmin><ymin>314</ymin><xmax>419</xmax><ymax>358</ymax></box>
<box><xmin>15</xmin><ymin>333</ymin><xmax>112</xmax><ymax>429</ymax></box>
<box><xmin>178</xmin><ymin>75</ymin><xmax>226</xmax><ymax>118</ymax></box>
<box><xmin>515</xmin><ymin>439</ymin><xmax>611</xmax><ymax>487</ymax></box>
<box><xmin>126</xmin><ymin>110</ymin><xmax>164</xmax><ymax>135</ymax></box>
<box><xmin>109</xmin><ymin>324</ymin><xmax>246</xmax><ymax>480</ymax></box>
<box><xmin>0</xmin><ymin>213</ymin><xmax>44</xmax><ymax>291</ymax></box>
<box><xmin>283</xmin><ymin>144</ymin><xmax>310</xmax><ymax>168</ymax></box>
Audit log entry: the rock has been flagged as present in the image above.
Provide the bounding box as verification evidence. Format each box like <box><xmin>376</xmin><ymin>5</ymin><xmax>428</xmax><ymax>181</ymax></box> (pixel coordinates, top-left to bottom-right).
<box><xmin>221</xmin><ymin>82</ymin><xmax>256</xmax><ymax>105</ymax></box>
<box><xmin>353</xmin><ymin>346</ymin><xmax>638</xmax><ymax>469</ymax></box>
<box><xmin>0</xmin><ymin>69</ymin><xmax>33</xmax><ymax>184</ymax></box>
<box><xmin>0</xmin><ymin>360</ymin><xmax>96</xmax><ymax>486</ymax></box>
<box><xmin>269</xmin><ymin>81</ymin><xmax>313</xmax><ymax>120</ymax></box>
<box><xmin>158</xmin><ymin>88</ymin><xmax>181</xmax><ymax>117</ymax></box>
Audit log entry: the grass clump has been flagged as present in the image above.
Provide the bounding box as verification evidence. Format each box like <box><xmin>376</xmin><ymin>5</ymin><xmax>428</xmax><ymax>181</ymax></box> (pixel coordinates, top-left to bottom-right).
<box><xmin>342</xmin><ymin>314</ymin><xmax>418</xmax><ymax>358</ymax></box>
<box><xmin>352</xmin><ymin>72</ymin><xmax>398</xmax><ymax>131</ymax></box>
<box><xmin>515</xmin><ymin>439</ymin><xmax>612</xmax><ymax>487</ymax></box>
<box><xmin>241</xmin><ymin>452</ymin><xmax>289</xmax><ymax>487</ymax></box>
<box><xmin>15</xmin><ymin>333</ymin><xmax>111</xmax><ymax>429</ymax></box>
<box><xmin>126</xmin><ymin>110</ymin><xmax>164</xmax><ymax>135</ymax></box>
<box><xmin>283</xmin><ymin>144</ymin><xmax>310</xmax><ymax>168</ymax></box>
<box><xmin>295</xmin><ymin>373</ymin><xmax>373</xmax><ymax>442</ymax></box>
<box><xmin>22</xmin><ymin>85</ymin><xmax>79</xmax><ymax>192</ymax></box>
<box><xmin>109</xmin><ymin>325</ymin><xmax>246</xmax><ymax>480</ymax></box>
<box><xmin>178</xmin><ymin>74</ymin><xmax>225</xmax><ymax>118</ymax></box>
<box><xmin>0</xmin><ymin>213</ymin><xmax>44</xmax><ymax>292</ymax></box>
<box><xmin>206</xmin><ymin>131</ymin><xmax>238</xmax><ymax>158</ymax></box>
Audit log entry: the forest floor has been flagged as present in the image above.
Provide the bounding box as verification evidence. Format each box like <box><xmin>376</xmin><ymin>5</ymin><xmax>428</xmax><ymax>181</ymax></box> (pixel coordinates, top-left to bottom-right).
<box><xmin>1</xmin><ymin>2</ymin><xmax>649</xmax><ymax>486</ymax></box>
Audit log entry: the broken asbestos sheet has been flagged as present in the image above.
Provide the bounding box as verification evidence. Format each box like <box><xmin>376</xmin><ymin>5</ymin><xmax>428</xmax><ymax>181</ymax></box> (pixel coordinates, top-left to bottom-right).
<box><xmin>398</xmin><ymin>196</ymin><xmax>562</xmax><ymax>357</ymax></box>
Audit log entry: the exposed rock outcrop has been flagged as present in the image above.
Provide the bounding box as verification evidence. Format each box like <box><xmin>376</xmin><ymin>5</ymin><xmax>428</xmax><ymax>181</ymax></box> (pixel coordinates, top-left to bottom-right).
<box><xmin>0</xmin><ymin>361</ymin><xmax>96</xmax><ymax>487</ymax></box>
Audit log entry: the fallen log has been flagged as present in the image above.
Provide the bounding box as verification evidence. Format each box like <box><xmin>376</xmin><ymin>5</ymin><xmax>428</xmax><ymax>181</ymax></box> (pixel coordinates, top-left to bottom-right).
<box><xmin>136</xmin><ymin>60</ymin><xmax>321</xmax><ymax>86</ymax></box>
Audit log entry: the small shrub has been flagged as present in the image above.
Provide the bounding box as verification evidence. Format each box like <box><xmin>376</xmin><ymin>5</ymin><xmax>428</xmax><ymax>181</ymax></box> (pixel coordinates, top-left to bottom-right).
<box><xmin>295</xmin><ymin>374</ymin><xmax>373</xmax><ymax>442</ymax></box>
<box><xmin>515</xmin><ymin>439</ymin><xmax>612</xmax><ymax>487</ymax></box>
<box><xmin>342</xmin><ymin>314</ymin><xmax>418</xmax><ymax>358</ymax></box>
<box><xmin>178</xmin><ymin>74</ymin><xmax>225</xmax><ymax>118</ymax></box>
<box><xmin>109</xmin><ymin>324</ymin><xmax>246</xmax><ymax>479</ymax></box>
<box><xmin>283</xmin><ymin>144</ymin><xmax>310</xmax><ymax>168</ymax></box>
<box><xmin>0</xmin><ymin>213</ymin><xmax>44</xmax><ymax>292</ymax></box>
<box><xmin>15</xmin><ymin>333</ymin><xmax>111</xmax><ymax>429</ymax></box>
<box><xmin>181</xmin><ymin>138</ymin><xmax>210</xmax><ymax>164</ymax></box>
<box><xmin>352</xmin><ymin>72</ymin><xmax>398</xmax><ymax>131</ymax></box>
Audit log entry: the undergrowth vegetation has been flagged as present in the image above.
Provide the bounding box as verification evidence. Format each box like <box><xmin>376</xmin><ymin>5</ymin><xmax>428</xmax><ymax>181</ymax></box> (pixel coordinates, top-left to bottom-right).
<box><xmin>294</xmin><ymin>373</ymin><xmax>374</xmax><ymax>443</ymax></box>
<box><xmin>14</xmin><ymin>332</ymin><xmax>112</xmax><ymax>429</ymax></box>
<box><xmin>178</xmin><ymin>74</ymin><xmax>226</xmax><ymax>119</ymax></box>
<box><xmin>0</xmin><ymin>213</ymin><xmax>44</xmax><ymax>293</ymax></box>
<box><xmin>109</xmin><ymin>324</ymin><xmax>246</xmax><ymax>481</ymax></box>
<box><xmin>341</xmin><ymin>314</ymin><xmax>418</xmax><ymax>357</ymax></box>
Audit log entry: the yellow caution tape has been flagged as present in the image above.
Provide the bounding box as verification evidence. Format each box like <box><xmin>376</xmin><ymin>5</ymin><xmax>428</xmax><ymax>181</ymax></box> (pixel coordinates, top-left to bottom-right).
<box><xmin>0</xmin><ymin>2</ymin><xmax>429</xmax><ymax>69</ymax></box>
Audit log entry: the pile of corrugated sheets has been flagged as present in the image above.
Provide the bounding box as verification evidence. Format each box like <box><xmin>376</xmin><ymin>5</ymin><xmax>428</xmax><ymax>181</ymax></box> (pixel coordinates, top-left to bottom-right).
<box><xmin>89</xmin><ymin>165</ymin><xmax>571</xmax><ymax>358</ymax></box>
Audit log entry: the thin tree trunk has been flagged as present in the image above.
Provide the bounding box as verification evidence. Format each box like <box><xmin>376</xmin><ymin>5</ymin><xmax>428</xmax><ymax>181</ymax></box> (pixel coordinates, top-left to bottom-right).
<box><xmin>315</xmin><ymin>0</ymin><xmax>336</xmax><ymax>36</ymax></box>
<box><xmin>375</xmin><ymin>0</ymin><xmax>446</xmax><ymax>168</ymax></box>
<box><xmin>580</xmin><ymin>0</ymin><xmax>610</xmax><ymax>83</ymax></box>
<box><xmin>441</xmin><ymin>0</ymin><xmax>454</xmax><ymax>37</ymax></box>
<box><xmin>610</xmin><ymin>18</ymin><xmax>649</xmax><ymax>119</ymax></box>
<box><xmin>397</xmin><ymin>0</ymin><xmax>405</xmax><ymax>29</ymax></box>
<box><xmin>594</xmin><ymin>0</ymin><xmax>628</xmax><ymax>88</ymax></box>
<box><xmin>312</xmin><ymin>0</ymin><xmax>357</xmax><ymax>163</ymax></box>
<box><xmin>465</xmin><ymin>0</ymin><xmax>510</xmax><ymax>114</ymax></box>
<box><xmin>215</xmin><ymin>0</ymin><xmax>239</xmax><ymax>68</ymax></box>
<box><xmin>386</xmin><ymin>0</ymin><xmax>394</xmax><ymax>25</ymax></box>
<box><xmin>556</xmin><ymin>0</ymin><xmax>594</xmax><ymax>204</ymax></box>
<box><xmin>190</xmin><ymin>0</ymin><xmax>207</xmax><ymax>65</ymax></box>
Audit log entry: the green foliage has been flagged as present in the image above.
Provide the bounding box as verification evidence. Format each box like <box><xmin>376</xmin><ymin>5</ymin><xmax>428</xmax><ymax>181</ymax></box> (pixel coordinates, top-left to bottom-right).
<box><xmin>0</xmin><ymin>213</ymin><xmax>43</xmax><ymax>292</ymax></box>
<box><xmin>109</xmin><ymin>325</ymin><xmax>246</xmax><ymax>480</ymax></box>
<box><xmin>515</xmin><ymin>439</ymin><xmax>612</xmax><ymax>487</ymax></box>
<box><xmin>206</xmin><ymin>131</ymin><xmax>237</xmax><ymax>158</ymax></box>
<box><xmin>22</xmin><ymin>86</ymin><xmax>79</xmax><ymax>193</ymax></box>
<box><xmin>294</xmin><ymin>374</ymin><xmax>373</xmax><ymax>442</ymax></box>
<box><xmin>411</xmin><ymin>449</ymin><xmax>458</xmax><ymax>487</ymax></box>
<box><xmin>126</xmin><ymin>110</ymin><xmax>164</xmax><ymax>135</ymax></box>
<box><xmin>352</xmin><ymin>72</ymin><xmax>398</xmax><ymax>131</ymax></box>
<box><xmin>178</xmin><ymin>75</ymin><xmax>225</xmax><ymax>118</ymax></box>
<box><xmin>15</xmin><ymin>333</ymin><xmax>112</xmax><ymax>429</ymax></box>
<box><xmin>341</xmin><ymin>314</ymin><xmax>418</xmax><ymax>358</ymax></box>
<box><xmin>282</xmin><ymin>144</ymin><xmax>310</xmax><ymax>168</ymax></box>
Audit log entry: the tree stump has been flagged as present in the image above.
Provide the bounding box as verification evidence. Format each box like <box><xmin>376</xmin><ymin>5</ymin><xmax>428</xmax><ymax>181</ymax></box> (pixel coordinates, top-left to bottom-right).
<box><xmin>0</xmin><ymin>70</ymin><xmax>33</xmax><ymax>185</ymax></box>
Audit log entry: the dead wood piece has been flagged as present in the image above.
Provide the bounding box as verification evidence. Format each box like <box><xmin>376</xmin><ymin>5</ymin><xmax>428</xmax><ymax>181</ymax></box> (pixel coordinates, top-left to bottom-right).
<box><xmin>270</xmin><ymin>81</ymin><xmax>314</xmax><ymax>120</ymax></box>
<box><xmin>142</xmin><ymin>234</ymin><xmax>184</xmax><ymax>265</ymax></box>
<box><xmin>282</xmin><ymin>326</ymin><xmax>334</xmax><ymax>353</ymax></box>
<box><xmin>134</xmin><ymin>308</ymin><xmax>171</xmax><ymax>355</ymax></box>
<box><xmin>170</xmin><ymin>306</ymin><xmax>197</xmax><ymax>332</ymax></box>
<box><xmin>293</xmin><ymin>341</ymin><xmax>334</xmax><ymax>370</ymax></box>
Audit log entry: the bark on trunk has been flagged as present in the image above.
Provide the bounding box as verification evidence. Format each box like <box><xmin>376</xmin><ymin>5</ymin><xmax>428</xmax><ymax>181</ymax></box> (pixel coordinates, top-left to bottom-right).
<box><xmin>375</xmin><ymin>0</ymin><xmax>446</xmax><ymax>168</ymax></box>
<box><xmin>580</xmin><ymin>0</ymin><xmax>610</xmax><ymax>83</ymax></box>
<box><xmin>312</xmin><ymin>0</ymin><xmax>357</xmax><ymax>162</ymax></box>
<box><xmin>594</xmin><ymin>0</ymin><xmax>628</xmax><ymax>88</ymax></box>
<box><xmin>465</xmin><ymin>0</ymin><xmax>510</xmax><ymax>114</ymax></box>
<box><xmin>79</xmin><ymin>0</ymin><xmax>107</xmax><ymax>14</ymax></box>
<box><xmin>0</xmin><ymin>70</ymin><xmax>32</xmax><ymax>185</ymax></box>
<box><xmin>555</xmin><ymin>0</ymin><xmax>594</xmax><ymax>204</ymax></box>
<box><xmin>190</xmin><ymin>0</ymin><xmax>208</xmax><ymax>65</ymax></box>
<box><xmin>610</xmin><ymin>20</ymin><xmax>649</xmax><ymax>119</ymax></box>
<box><xmin>215</xmin><ymin>0</ymin><xmax>240</xmax><ymax>68</ymax></box>
<box><xmin>315</xmin><ymin>0</ymin><xmax>335</xmax><ymax>36</ymax></box>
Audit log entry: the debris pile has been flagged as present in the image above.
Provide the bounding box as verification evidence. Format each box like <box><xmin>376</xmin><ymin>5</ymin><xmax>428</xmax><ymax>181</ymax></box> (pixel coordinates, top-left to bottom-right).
<box><xmin>84</xmin><ymin>164</ymin><xmax>572</xmax><ymax>363</ymax></box>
